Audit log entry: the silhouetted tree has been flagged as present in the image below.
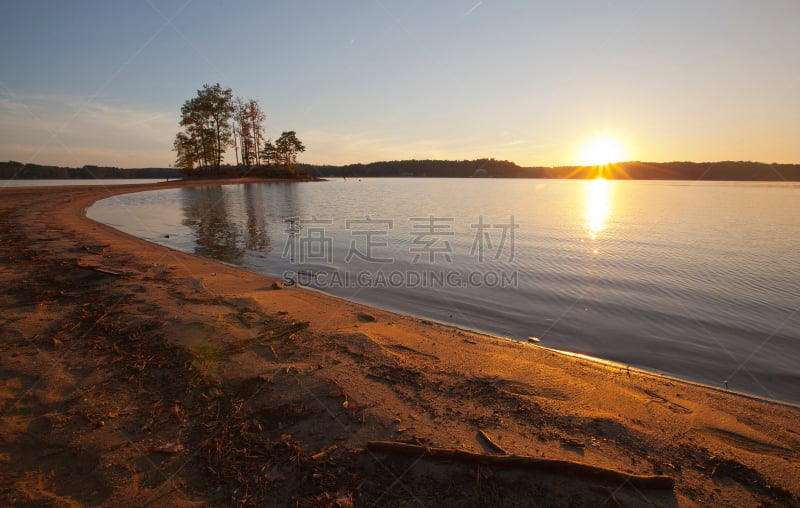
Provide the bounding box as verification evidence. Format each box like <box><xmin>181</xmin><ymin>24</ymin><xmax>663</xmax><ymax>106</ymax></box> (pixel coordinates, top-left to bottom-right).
<box><xmin>233</xmin><ymin>97</ymin><xmax>266</xmax><ymax>170</ymax></box>
<box><xmin>174</xmin><ymin>83</ymin><xmax>234</xmax><ymax>173</ymax></box>
<box><xmin>173</xmin><ymin>132</ymin><xmax>197</xmax><ymax>172</ymax></box>
<box><xmin>272</xmin><ymin>131</ymin><xmax>306</xmax><ymax>174</ymax></box>
<box><xmin>260</xmin><ymin>139</ymin><xmax>278</xmax><ymax>169</ymax></box>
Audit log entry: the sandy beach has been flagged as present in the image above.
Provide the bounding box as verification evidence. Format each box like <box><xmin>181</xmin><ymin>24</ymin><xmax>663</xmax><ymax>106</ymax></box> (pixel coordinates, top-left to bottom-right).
<box><xmin>1</xmin><ymin>179</ymin><xmax>798</xmax><ymax>507</ymax></box>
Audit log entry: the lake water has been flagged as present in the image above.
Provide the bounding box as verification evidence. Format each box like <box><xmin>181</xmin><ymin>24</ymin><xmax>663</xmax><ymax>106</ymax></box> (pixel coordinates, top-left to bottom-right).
<box><xmin>88</xmin><ymin>178</ymin><xmax>800</xmax><ymax>405</ymax></box>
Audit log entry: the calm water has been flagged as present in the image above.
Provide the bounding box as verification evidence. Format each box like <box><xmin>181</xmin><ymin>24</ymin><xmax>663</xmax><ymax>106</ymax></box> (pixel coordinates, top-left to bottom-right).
<box><xmin>88</xmin><ymin>179</ymin><xmax>800</xmax><ymax>404</ymax></box>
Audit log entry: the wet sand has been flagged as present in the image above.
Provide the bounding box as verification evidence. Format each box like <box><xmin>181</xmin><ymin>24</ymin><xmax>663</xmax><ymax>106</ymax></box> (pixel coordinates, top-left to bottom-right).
<box><xmin>1</xmin><ymin>179</ymin><xmax>798</xmax><ymax>507</ymax></box>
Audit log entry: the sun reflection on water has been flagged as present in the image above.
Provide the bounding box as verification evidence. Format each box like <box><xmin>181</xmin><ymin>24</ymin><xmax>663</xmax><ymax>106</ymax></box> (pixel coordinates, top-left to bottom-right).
<box><xmin>585</xmin><ymin>177</ymin><xmax>612</xmax><ymax>240</ymax></box>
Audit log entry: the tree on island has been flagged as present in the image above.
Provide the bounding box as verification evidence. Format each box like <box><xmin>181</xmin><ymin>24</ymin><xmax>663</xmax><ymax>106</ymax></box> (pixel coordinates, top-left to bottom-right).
<box><xmin>173</xmin><ymin>83</ymin><xmax>307</xmax><ymax>178</ymax></box>
<box><xmin>174</xmin><ymin>84</ymin><xmax>234</xmax><ymax>173</ymax></box>
<box><xmin>262</xmin><ymin>131</ymin><xmax>306</xmax><ymax>175</ymax></box>
<box><xmin>233</xmin><ymin>97</ymin><xmax>267</xmax><ymax>170</ymax></box>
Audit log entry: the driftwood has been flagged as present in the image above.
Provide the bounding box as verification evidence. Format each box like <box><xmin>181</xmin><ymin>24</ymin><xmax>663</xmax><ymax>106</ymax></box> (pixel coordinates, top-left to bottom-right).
<box><xmin>366</xmin><ymin>441</ymin><xmax>675</xmax><ymax>490</ymax></box>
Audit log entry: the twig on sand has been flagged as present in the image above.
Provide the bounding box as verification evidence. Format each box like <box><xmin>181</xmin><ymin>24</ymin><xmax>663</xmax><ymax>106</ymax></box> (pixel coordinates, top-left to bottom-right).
<box><xmin>268</xmin><ymin>344</ymin><xmax>281</xmax><ymax>362</ymax></box>
<box><xmin>476</xmin><ymin>429</ymin><xmax>508</xmax><ymax>455</ymax></box>
<box><xmin>366</xmin><ymin>441</ymin><xmax>675</xmax><ymax>490</ymax></box>
<box><xmin>75</xmin><ymin>261</ymin><xmax>128</xmax><ymax>277</ymax></box>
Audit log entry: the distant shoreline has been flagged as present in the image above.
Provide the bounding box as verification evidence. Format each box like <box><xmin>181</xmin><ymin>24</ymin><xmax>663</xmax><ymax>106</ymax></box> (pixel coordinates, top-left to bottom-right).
<box><xmin>304</xmin><ymin>159</ymin><xmax>800</xmax><ymax>181</ymax></box>
<box><xmin>4</xmin><ymin>159</ymin><xmax>800</xmax><ymax>181</ymax></box>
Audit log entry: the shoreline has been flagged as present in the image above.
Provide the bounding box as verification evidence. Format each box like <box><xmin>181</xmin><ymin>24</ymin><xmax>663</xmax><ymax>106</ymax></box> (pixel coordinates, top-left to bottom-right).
<box><xmin>89</xmin><ymin>178</ymin><xmax>797</xmax><ymax>410</ymax></box>
<box><xmin>1</xmin><ymin>179</ymin><xmax>799</xmax><ymax>506</ymax></box>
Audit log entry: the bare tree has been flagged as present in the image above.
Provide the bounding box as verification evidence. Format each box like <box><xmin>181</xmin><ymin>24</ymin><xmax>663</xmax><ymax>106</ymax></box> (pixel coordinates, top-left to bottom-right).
<box><xmin>233</xmin><ymin>97</ymin><xmax>267</xmax><ymax>170</ymax></box>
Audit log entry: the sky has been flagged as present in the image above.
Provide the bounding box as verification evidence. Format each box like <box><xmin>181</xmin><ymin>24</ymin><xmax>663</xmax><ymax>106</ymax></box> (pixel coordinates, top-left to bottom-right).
<box><xmin>1</xmin><ymin>0</ymin><xmax>799</xmax><ymax>168</ymax></box>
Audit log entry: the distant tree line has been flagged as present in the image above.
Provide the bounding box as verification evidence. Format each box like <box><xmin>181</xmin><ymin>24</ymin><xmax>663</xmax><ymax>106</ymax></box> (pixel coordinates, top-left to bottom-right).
<box><xmin>301</xmin><ymin>159</ymin><xmax>800</xmax><ymax>181</ymax></box>
<box><xmin>0</xmin><ymin>161</ymin><xmax>180</xmax><ymax>180</ymax></box>
<box><xmin>303</xmin><ymin>159</ymin><xmax>550</xmax><ymax>179</ymax></box>
<box><xmin>173</xmin><ymin>83</ymin><xmax>307</xmax><ymax>178</ymax></box>
<box><xmin>4</xmin><ymin>158</ymin><xmax>798</xmax><ymax>182</ymax></box>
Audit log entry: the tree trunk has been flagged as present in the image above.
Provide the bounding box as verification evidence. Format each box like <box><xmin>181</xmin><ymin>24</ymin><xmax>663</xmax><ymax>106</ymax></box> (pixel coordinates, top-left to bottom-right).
<box><xmin>253</xmin><ymin>119</ymin><xmax>261</xmax><ymax>168</ymax></box>
<box><xmin>233</xmin><ymin>127</ymin><xmax>240</xmax><ymax>166</ymax></box>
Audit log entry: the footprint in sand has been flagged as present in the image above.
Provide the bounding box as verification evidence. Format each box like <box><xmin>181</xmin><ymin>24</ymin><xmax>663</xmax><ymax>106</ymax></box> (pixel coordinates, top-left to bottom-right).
<box><xmin>640</xmin><ymin>388</ymin><xmax>693</xmax><ymax>414</ymax></box>
<box><xmin>703</xmin><ymin>427</ymin><xmax>796</xmax><ymax>458</ymax></box>
<box><xmin>355</xmin><ymin>312</ymin><xmax>377</xmax><ymax>323</ymax></box>
<box><xmin>388</xmin><ymin>344</ymin><xmax>439</xmax><ymax>360</ymax></box>
<box><xmin>493</xmin><ymin>379</ymin><xmax>570</xmax><ymax>401</ymax></box>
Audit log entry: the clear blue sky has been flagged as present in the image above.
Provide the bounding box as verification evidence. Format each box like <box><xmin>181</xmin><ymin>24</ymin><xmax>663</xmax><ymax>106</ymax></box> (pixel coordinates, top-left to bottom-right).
<box><xmin>1</xmin><ymin>1</ymin><xmax>798</xmax><ymax>168</ymax></box>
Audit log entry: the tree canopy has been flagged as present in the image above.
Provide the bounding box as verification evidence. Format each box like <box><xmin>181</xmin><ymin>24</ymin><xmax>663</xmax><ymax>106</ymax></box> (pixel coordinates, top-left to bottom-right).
<box><xmin>174</xmin><ymin>83</ymin><xmax>234</xmax><ymax>172</ymax></box>
<box><xmin>263</xmin><ymin>131</ymin><xmax>306</xmax><ymax>175</ymax></box>
<box><xmin>173</xmin><ymin>84</ymin><xmax>306</xmax><ymax>178</ymax></box>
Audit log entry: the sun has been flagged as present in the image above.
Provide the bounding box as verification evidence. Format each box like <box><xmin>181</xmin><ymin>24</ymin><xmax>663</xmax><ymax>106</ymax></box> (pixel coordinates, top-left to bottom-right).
<box><xmin>578</xmin><ymin>135</ymin><xmax>627</xmax><ymax>166</ymax></box>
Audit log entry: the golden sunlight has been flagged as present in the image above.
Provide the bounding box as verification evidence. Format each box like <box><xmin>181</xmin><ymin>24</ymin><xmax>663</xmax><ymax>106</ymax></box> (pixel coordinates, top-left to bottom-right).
<box><xmin>578</xmin><ymin>136</ymin><xmax>627</xmax><ymax>166</ymax></box>
<box><xmin>584</xmin><ymin>177</ymin><xmax>612</xmax><ymax>240</ymax></box>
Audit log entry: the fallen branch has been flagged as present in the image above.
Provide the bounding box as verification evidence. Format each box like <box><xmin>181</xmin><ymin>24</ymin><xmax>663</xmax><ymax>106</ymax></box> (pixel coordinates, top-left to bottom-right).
<box><xmin>366</xmin><ymin>441</ymin><xmax>675</xmax><ymax>490</ymax></box>
<box><xmin>366</xmin><ymin>373</ymin><xmax>396</xmax><ymax>384</ymax></box>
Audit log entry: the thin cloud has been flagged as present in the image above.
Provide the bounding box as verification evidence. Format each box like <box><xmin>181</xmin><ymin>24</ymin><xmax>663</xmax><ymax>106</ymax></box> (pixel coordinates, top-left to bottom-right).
<box><xmin>0</xmin><ymin>91</ymin><xmax>174</xmax><ymax>167</ymax></box>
